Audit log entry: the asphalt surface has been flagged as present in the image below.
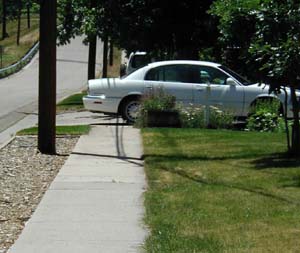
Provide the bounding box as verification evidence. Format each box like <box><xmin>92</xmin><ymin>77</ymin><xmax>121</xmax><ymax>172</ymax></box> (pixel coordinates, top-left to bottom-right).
<box><xmin>0</xmin><ymin>37</ymin><xmax>103</xmax><ymax>133</ymax></box>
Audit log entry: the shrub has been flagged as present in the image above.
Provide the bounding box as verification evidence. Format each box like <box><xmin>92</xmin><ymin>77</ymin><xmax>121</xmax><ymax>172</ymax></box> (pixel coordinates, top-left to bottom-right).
<box><xmin>141</xmin><ymin>87</ymin><xmax>176</xmax><ymax>112</ymax></box>
<box><xmin>179</xmin><ymin>104</ymin><xmax>205</xmax><ymax>128</ymax></box>
<box><xmin>246</xmin><ymin>99</ymin><xmax>282</xmax><ymax>132</ymax></box>
<box><xmin>209</xmin><ymin>106</ymin><xmax>234</xmax><ymax>129</ymax></box>
<box><xmin>136</xmin><ymin>87</ymin><xmax>177</xmax><ymax>127</ymax></box>
<box><xmin>136</xmin><ymin>88</ymin><xmax>233</xmax><ymax>129</ymax></box>
<box><xmin>179</xmin><ymin>104</ymin><xmax>234</xmax><ymax>129</ymax></box>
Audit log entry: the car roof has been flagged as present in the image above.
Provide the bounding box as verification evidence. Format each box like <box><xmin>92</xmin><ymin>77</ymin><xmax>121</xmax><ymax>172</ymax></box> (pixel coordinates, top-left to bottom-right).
<box><xmin>124</xmin><ymin>60</ymin><xmax>223</xmax><ymax>80</ymax></box>
<box><xmin>147</xmin><ymin>60</ymin><xmax>221</xmax><ymax>68</ymax></box>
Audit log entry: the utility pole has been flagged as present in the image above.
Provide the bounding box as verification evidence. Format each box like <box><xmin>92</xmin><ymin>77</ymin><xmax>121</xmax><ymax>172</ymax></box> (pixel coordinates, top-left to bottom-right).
<box><xmin>87</xmin><ymin>0</ymin><xmax>97</xmax><ymax>80</ymax></box>
<box><xmin>88</xmin><ymin>35</ymin><xmax>97</xmax><ymax>80</ymax></box>
<box><xmin>102</xmin><ymin>36</ymin><xmax>108</xmax><ymax>78</ymax></box>
<box><xmin>38</xmin><ymin>0</ymin><xmax>57</xmax><ymax>154</ymax></box>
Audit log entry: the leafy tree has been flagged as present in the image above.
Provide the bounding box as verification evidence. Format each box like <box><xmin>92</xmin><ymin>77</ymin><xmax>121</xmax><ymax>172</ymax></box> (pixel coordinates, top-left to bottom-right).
<box><xmin>2</xmin><ymin>0</ymin><xmax>7</xmax><ymax>39</ymax></box>
<box><xmin>16</xmin><ymin>0</ymin><xmax>22</xmax><ymax>45</ymax></box>
<box><xmin>1</xmin><ymin>0</ymin><xmax>33</xmax><ymax>42</ymax></box>
<box><xmin>57</xmin><ymin>0</ymin><xmax>113</xmax><ymax>79</ymax></box>
<box><xmin>26</xmin><ymin>0</ymin><xmax>32</xmax><ymax>28</ymax></box>
<box><xmin>116</xmin><ymin>0</ymin><xmax>219</xmax><ymax>60</ymax></box>
<box><xmin>210</xmin><ymin>0</ymin><xmax>260</xmax><ymax>79</ymax></box>
<box><xmin>212</xmin><ymin>0</ymin><xmax>300</xmax><ymax>155</ymax></box>
<box><xmin>57</xmin><ymin>0</ymin><xmax>220</xmax><ymax>73</ymax></box>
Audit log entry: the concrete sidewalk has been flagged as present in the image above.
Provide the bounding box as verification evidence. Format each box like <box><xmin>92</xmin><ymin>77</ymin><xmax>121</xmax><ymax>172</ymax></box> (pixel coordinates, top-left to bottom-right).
<box><xmin>8</xmin><ymin>122</ymin><xmax>148</xmax><ymax>253</ymax></box>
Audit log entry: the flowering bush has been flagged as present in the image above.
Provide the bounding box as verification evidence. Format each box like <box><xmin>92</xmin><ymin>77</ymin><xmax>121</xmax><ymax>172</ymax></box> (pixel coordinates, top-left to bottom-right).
<box><xmin>179</xmin><ymin>104</ymin><xmax>234</xmax><ymax>129</ymax></box>
<box><xmin>246</xmin><ymin>99</ymin><xmax>282</xmax><ymax>132</ymax></box>
<box><xmin>136</xmin><ymin>88</ymin><xmax>233</xmax><ymax>129</ymax></box>
<box><xmin>179</xmin><ymin>105</ymin><xmax>206</xmax><ymax>128</ymax></box>
<box><xmin>246</xmin><ymin>111</ymin><xmax>279</xmax><ymax>132</ymax></box>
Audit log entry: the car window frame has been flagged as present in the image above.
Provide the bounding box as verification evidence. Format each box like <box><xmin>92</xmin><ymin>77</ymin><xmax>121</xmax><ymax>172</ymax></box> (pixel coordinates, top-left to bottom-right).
<box><xmin>145</xmin><ymin>64</ymin><xmax>237</xmax><ymax>86</ymax></box>
<box><xmin>144</xmin><ymin>64</ymin><xmax>203</xmax><ymax>84</ymax></box>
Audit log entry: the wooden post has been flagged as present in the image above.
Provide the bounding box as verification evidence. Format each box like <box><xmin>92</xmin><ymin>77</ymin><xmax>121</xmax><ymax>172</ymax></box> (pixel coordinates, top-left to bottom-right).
<box><xmin>38</xmin><ymin>0</ymin><xmax>57</xmax><ymax>154</ymax></box>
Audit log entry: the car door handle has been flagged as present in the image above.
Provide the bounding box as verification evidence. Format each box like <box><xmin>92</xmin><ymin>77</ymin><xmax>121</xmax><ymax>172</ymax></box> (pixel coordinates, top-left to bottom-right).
<box><xmin>146</xmin><ymin>86</ymin><xmax>152</xmax><ymax>89</ymax></box>
<box><xmin>195</xmin><ymin>85</ymin><xmax>206</xmax><ymax>91</ymax></box>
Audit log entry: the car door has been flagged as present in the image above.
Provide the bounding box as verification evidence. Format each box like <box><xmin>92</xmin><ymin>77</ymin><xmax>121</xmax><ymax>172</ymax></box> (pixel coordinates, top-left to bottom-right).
<box><xmin>144</xmin><ymin>64</ymin><xmax>194</xmax><ymax>105</ymax></box>
<box><xmin>193</xmin><ymin>66</ymin><xmax>245</xmax><ymax>116</ymax></box>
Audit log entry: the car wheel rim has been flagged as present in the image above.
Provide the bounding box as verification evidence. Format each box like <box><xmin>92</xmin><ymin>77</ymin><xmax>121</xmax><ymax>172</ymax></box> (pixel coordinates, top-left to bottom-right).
<box><xmin>126</xmin><ymin>101</ymin><xmax>140</xmax><ymax>122</ymax></box>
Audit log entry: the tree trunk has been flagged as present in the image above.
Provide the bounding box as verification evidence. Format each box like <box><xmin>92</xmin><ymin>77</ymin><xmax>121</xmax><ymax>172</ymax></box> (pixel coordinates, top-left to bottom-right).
<box><xmin>2</xmin><ymin>0</ymin><xmax>8</xmax><ymax>40</ymax></box>
<box><xmin>17</xmin><ymin>0</ymin><xmax>22</xmax><ymax>45</ymax></box>
<box><xmin>283</xmin><ymin>87</ymin><xmax>291</xmax><ymax>150</ymax></box>
<box><xmin>109</xmin><ymin>40</ymin><xmax>113</xmax><ymax>66</ymax></box>
<box><xmin>290</xmin><ymin>86</ymin><xmax>300</xmax><ymax>155</ymax></box>
<box><xmin>38</xmin><ymin>0</ymin><xmax>57</xmax><ymax>154</ymax></box>
<box><xmin>87</xmin><ymin>35</ymin><xmax>97</xmax><ymax>80</ymax></box>
<box><xmin>27</xmin><ymin>1</ymin><xmax>31</xmax><ymax>29</ymax></box>
<box><xmin>102</xmin><ymin>36</ymin><xmax>108</xmax><ymax>78</ymax></box>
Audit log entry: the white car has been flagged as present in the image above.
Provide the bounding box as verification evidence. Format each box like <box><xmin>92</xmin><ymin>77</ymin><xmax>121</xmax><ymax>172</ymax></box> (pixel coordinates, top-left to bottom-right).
<box><xmin>125</xmin><ymin>51</ymin><xmax>150</xmax><ymax>75</ymax></box>
<box><xmin>83</xmin><ymin>60</ymin><xmax>294</xmax><ymax>122</ymax></box>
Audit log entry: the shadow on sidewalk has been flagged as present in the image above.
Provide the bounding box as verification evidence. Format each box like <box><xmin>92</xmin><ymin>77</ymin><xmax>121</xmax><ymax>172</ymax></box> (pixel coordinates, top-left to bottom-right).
<box><xmin>73</xmin><ymin>117</ymin><xmax>143</xmax><ymax>167</ymax></box>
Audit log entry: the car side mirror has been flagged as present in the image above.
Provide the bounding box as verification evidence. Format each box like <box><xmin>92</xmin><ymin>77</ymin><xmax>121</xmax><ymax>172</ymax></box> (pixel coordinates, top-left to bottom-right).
<box><xmin>226</xmin><ymin>77</ymin><xmax>236</xmax><ymax>86</ymax></box>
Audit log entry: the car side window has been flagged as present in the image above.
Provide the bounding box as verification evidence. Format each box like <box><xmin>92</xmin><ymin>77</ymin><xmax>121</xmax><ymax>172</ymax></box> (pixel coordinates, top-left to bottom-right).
<box><xmin>145</xmin><ymin>66</ymin><xmax>164</xmax><ymax>81</ymax></box>
<box><xmin>198</xmin><ymin>66</ymin><xmax>229</xmax><ymax>85</ymax></box>
<box><xmin>145</xmin><ymin>64</ymin><xmax>202</xmax><ymax>83</ymax></box>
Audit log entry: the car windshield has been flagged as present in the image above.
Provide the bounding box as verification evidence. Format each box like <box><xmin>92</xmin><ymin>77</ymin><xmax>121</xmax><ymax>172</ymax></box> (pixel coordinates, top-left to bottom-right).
<box><xmin>131</xmin><ymin>55</ymin><xmax>149</xmax><ymax>69</ymax></box>
<box><xmin>219</xmin><ymin>65</ymin><xmax>251</xmax><ymax>86</ymax></box>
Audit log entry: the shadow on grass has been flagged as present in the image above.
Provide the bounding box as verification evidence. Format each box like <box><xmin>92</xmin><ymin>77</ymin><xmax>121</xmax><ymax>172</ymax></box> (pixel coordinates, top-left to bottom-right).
<box><xmin>144</xmin><ymin>150</ymin><xmax>300</xmax><ymax>205</ymax></box>
<box><xmin>143</xmin><ymin>152</ymin><xmax>265</xmax><ymax>163</ymax></box>
<box><xmin>155</xmin><ymin>164</ymin><xmax>300</xmax><ymax>205</ymax></box>
<box><xmin>253</xmin><ymin>152</ymin><xmax>300</xmax><ymax>169</ymax></box>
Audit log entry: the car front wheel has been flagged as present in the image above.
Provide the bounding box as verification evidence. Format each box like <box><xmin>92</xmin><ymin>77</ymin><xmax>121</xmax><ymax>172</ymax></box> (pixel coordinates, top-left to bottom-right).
<box><xmin>121</xmin><ymin>98</ymin><xmax>141</xmax><ymax>123</ymax></box>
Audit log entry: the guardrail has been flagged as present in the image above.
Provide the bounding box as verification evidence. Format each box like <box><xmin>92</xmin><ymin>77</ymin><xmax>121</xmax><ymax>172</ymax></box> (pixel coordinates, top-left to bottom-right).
<box><xmin>0</xmin><ymin>42</ymin><xmax>39</xmax><ymax>79</ymax></box>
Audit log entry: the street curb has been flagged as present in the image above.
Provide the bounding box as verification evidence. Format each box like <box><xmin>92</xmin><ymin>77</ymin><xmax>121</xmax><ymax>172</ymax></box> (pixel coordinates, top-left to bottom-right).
<box><xmin>0</xmin><ymin>135</ymin><xmax>15</xmax><ymax>150</ymax></box>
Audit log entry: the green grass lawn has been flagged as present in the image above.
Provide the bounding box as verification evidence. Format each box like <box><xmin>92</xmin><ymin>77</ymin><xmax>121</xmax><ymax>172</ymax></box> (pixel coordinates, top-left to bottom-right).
<box><xmin>142</xmin><ymin>128</ymin><xmax>300</xmax><ymax>252</ymax></box>
<box><xmin>0</xmin><ymin>15</ymin><xmax>39</xmax><ymax>68</ymax></box>
<box><xmin>17</xmin><ymin>125</ymin><xmax>90</xmax><ymax>136</ymax></box>
<box><xmin>57</xmin><ymin>91</ymin><xmax>87</xmax><ymax>112</ymax></box>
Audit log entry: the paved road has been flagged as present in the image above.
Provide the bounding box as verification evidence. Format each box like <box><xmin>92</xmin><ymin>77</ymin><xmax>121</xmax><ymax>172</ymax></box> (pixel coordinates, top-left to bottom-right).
<box><xmin>0</xmin><ymin>37</ymin><xmax>103</xmax><ymax>133</ymax></box>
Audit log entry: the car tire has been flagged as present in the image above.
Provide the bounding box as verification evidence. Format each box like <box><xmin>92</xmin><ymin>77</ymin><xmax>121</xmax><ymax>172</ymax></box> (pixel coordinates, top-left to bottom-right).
<box><xmin>121</xmin><ymin>98</ymin><xmax>141</xmax><ymax>123</ymax></box>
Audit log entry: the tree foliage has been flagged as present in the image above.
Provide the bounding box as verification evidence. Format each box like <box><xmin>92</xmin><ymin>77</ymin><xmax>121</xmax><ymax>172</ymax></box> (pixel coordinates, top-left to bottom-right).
<box><xmin>211</xmin><ymin>0</ymin><xmax>300</xmax><ymax>154</ymax></box>
<box><xmin>57</xmin><ymin>0</ymin><xmax>219</xmax><ymax>60</ymax></box>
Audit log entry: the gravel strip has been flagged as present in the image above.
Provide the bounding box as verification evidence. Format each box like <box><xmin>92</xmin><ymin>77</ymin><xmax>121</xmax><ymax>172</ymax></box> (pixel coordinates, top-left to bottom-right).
<box><xmin>0</xmin><ymin>136</ymin><xmax>79</xmax><ymax>252</ymax></box>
